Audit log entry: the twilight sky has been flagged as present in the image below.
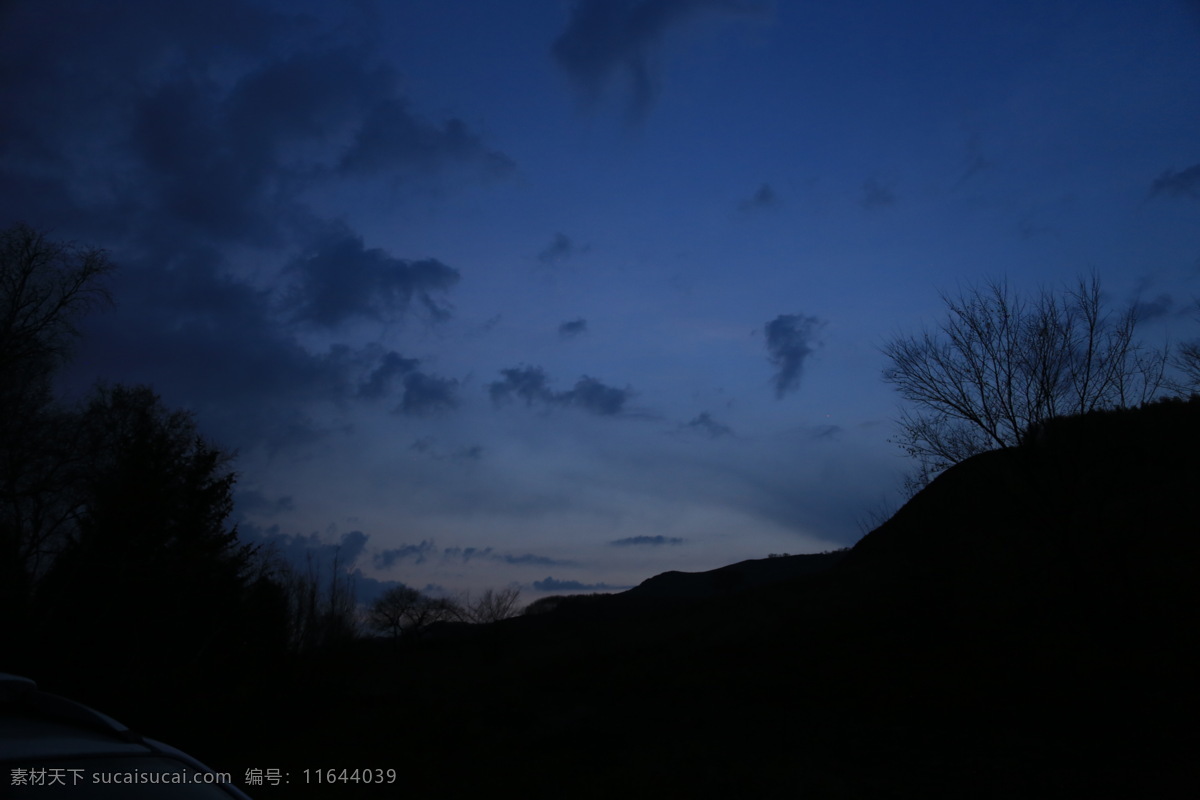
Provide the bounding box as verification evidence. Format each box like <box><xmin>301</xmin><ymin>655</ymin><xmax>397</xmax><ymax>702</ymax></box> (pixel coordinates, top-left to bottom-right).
<box><xmin>3</xmin><ymin>0</ymin><xmax>1199</xmax><ymax>602</ymax></box>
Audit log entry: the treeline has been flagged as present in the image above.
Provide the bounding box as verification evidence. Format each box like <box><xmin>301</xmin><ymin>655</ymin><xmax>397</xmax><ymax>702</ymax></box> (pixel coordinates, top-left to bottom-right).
<box><xmin>0</xmin><ymin>224</ymin><xmax>518</xmax><ymax>713</ymax></box>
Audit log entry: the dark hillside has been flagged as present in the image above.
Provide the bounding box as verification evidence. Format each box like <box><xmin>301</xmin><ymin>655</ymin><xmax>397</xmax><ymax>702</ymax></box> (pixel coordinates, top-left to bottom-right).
<box><xmin>223</xmin><ymin>398</ymin><xmax>1199</xmax><ymax>798</ymax></box>
<box><xmin>17</xmin><ymin>399</ymin><xmax>1199</xmax><ymax>798</ymax></box>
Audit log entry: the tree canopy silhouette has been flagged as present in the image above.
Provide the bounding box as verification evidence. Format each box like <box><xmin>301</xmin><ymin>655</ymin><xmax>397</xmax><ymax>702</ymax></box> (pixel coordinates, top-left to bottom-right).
<box><xmin>1</xmin><ymin>224</ymin><xmax>113</xmax><ymax>630</ymax></box>
<box><xmin>882</xmin><ymin>275</ymin><xmax>1167</xmax><ymax>488</ymax></box>
<box><xmin>34</xmin><ymin>384</ymin><xmax>258</xmax><ymax>680</ymax></box>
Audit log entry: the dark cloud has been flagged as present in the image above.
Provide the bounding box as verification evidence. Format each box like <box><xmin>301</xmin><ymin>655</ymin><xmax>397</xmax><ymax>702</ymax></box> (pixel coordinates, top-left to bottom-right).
<box><xmin>398</xmin><ymin>372</ymin><xmax>459</xmax><ymax>416</ymax></box>
<box><xmin>532</xmin><ymin>576</ymin><xmax>626</xmax><ymax>592</ymax></box>
<box><xmin>358</xmin><ymin>351</ymin><xmax>421</xmax><ymax>399</ymax></box>
<box><xmin>1132</xmin><ymin>293</ymin><xmax>1175</xmax><ymax>322</ymax></box>
<box><xmin>340</xmin><ymin>99</ymin><xmax>515</xmax><ymax>178</ymax></box>
<box><xmin>500</xmin><ymin>553</ymin><xmax>578</xmax><ymax>567</ymax></box>
<box><xmin>860</xmin><ymin>177</ymin><xmax>896</xmax><ymax>209</ymax></box>
<box><xmin>810</xmin><ymin>423</ymin><xmax>842</xmax><ymax>441</ymax></box>
<box><xmin>285</xmin><ymin>224</ymin><xmax>460</xmax><ymax>328</ymax></box>
<box><xmin>558</xmin><ymin>318</ymin><xmax>589</xmax><ymax>339</ymax></box>
<box><xmin>489</xmin><ymin>365</ymin><xmax>557</xmax><ymax>407</ymax></box>
<box><xmin>956</xmin><ymin>132</ymin><xmax>992</xmax><ymax>186</ymax></box>
<box><xmin>569</xmin><ymin>376</ymin><xmax>631</xmax><ymax>415</ymax></box>
<box><xmin>0</xmin><ymin>3</ymin><xmax>507</xmax><ymax>455</ymax></box>
<box><xmin>610</xmin><ymin>535</ymin><xmax>685</xmax><ymax>546</ymax></box>
<box><xmin>58</xmin><ymin>250</ymin><xmax>383</xmax><ymax>451</ymax></box>
<box><xmin>249</xmin><ymin>528</ymin><xmax>370</xmax><ymax>572</ymax></box>
<box><xmin>442</xmin><ymin>546</ymin><xmax>494</xmax><ymax>563</ymax></box>
<box><xmin>385</xmin><ymin>544</ymin><xmax>571</xmax><ymax>567</ymax></box>
<box><xmin>235</xmin><ymin>490</ymin><xmax>296</xmax><ymax>516</ymax></box>
<box><xmin>682</xmin><ymin>412</ymin><xmax>732</xmax><ymax>438</ymax></box>
<box><xmin>455</xmin><ymin>445</ymin><xmax>484</xmax><ymax>461</ymax></box>
<box><xmin>408</xmin><ymin>439</ymin><xmax>484</xmax><ymax>461</ymax></box>
<box><xmin>764</xmin><ymin>313</ymin><xmax>825</xmax><ymax>398</ymax></box>
<box><xmin>538</xmin><ymin>232</ymin><xmax>587</xmax><ymax>266</ymax></box>
<box><xmin>552</xmin><ymin>0</ymin><xmax>766</xmax><ymax>120</ymax></box>
<box><xmin>738</xmin><ymin>183</ymin><xmax>780</xmax><ymax>212</ymax></box>
<box><xmin>373</xmin><ymin>540</ymin><xmax>437</xmax><ymax>569</ymax></box>
<box><xmin>489</xmin><ymin>365</ymin><xmax>634</xmax><ymax>416</ymax></box>
<box><xmin>1150</xmin><ymin>164</ymin><xmax>1200</xmax><ymax>201</ymax></box>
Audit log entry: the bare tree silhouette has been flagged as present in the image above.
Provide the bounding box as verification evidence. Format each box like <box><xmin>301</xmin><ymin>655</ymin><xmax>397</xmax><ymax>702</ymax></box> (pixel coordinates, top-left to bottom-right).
<box><xmin>883</xmin><ymin>275</ymin><xmax>1167</xmax><ymax>490</ymax></box>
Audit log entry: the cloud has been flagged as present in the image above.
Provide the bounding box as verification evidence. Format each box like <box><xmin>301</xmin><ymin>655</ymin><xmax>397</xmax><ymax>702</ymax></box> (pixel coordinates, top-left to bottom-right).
<box><xmin>551</xmin><ymin>0</ymin><xmax>767</xmax><ymax>120</ymax></box>
<box><xmin>860</xmin><ymin>177</ymin><xmax>896</xmax><ymax>209</ymax></box>
<box><xmin>488</xmin><ymin>365</ymin><xmax>634</xmax><ymax>416</ymax></box>
<box><xmin>339</xmin><ymin>99</ymin><xmax>514</xmax><ymax>179</ymax></box>
<box><xmin>500</xmin><ymin>553</ymin><xmax>579</xmax><ymax>567</ymax></box>
<box><xmin>532</xmin><ymin>576</ymin><xmax>626</xmax><ymax>592</ymax></box>
<box><xmin>681</xmin><ymin>412</ymin><xmax>732</xmax><ymax>438</ymax></box>
<box><xmin>610</xmin><ymin>535</ymin><xmax>685</xmax><ymax>546</ymax></box>
<box><xmin>558</xmin><ymin>318</ymin><xmax>589</xmax><ymax>339</ymax></box>
<box><xmin>398</xmin><ymin>372</ymin><xmax>460</xmax><ymax>416</ymax></box>
<box><xmin>442</xmin><ymin>546</ymin><xmax>495</xmax><ymax>563</ymax></box>
<box><xmin>358</xmin><ymin>351</ymin><xmax>421</xmax><ymax>399</ymax></box>
<box><xmin>455</xmin><ymin>445</ymin><xmax>484</xmax><ymax>461</ymax></box>
<box><xmin>373</xmin><ymin>540</ymin><xmax>438</xmax><ymax>569</ymax></box>
<box><xmin>249</xmin><ymin>528</ymin><xmax>370</xmax><ymax>572</ymax></box>
<box><xmin>738</xmin><ymin>183</ymin><xmax>780</xmax><ymax>212</ymax></box>
<box><xmin>489</xmin><ymin>365</ymin><xmax>557</xmax><ymax>407</ymax></box>
<box><xmin>235</xmin><ymin>490</ymin><xmax>296</xmax><ymax>516</ymax></box>
<box><xmin>569</xmin><ymin>376</ymin><xmax>632</xmax><ymax>415</ymax></box>
<box><xmin>764</xmin><ymin>313</ymin><xmax>825</xmax><ymax>398</ymax></box>
<box><xmin>1132</xmin><ymin>293</ymin><xmax>1174</xmax><ymax>322</ymax></box>
<box><xmin>809</xmin><ymin>423</ymin><xmax>842</xmax><ymax>441</ymax></box>
<box><xmin>0</xmin><ymin>3</ymin><xmax>508</xmax><ymax>454</ymax></box>
<box><xmin>356</xmin><ymin>350</ymin><xmax>459</xmax><ymax>415</ymax></box>
<box><xmin>374</xmin><ymin>543</ymin><xmax>572</xmax><ymax>569</ymax></box>
<box><xmin>1150</xmin><ymin>164</ymin><xmax>1200</xmax><ymax>201</ymax></box>
<box><xmin>538</xmin><ymin>232</ymin><xmax>587</xmax><ymax>266</ymax></box>
<box><xmin>285</xmin><ymin>224</ymin><xmax>460</xmax><ymax>328</ymax></box>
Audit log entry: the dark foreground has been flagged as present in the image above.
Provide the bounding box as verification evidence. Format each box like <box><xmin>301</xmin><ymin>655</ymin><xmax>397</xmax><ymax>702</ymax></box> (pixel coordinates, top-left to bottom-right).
<box><xmin>13</xmin><ymin>401</ymin><xmax>1200</xmax><ymax>798</ymax></box>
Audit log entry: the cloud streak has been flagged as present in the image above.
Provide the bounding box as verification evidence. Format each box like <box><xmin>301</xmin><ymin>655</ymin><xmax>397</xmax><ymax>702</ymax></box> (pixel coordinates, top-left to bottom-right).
<box><xmin>1150</xmin><ymin>164</ymin><xmax>1200</xmax><ymax>201</ymax></box>
<box><xmin>610</xmin><ymin>535</ymin><xmax>685</xmax><ymax>546</ymax></box>
<box><xmin>552</xmin><ymin>0</ymin><xmax>767</xmax><ymax>120</ymax></box>
<box><xmin>558</xmin><ymin>318</ymin><xmax>589</xmax><ymax>339</ymax></box>
<box><xmin>532</xmin><ymin>576</ymin><xmax>627</xmax><ymax>592</ymax></box>
<box><xmin>285</xmin><ymin>224</ymin><xmax>460</xmax><ymax>328</ymax></box>
<box><xmin>764</xmin><ymin>313</ymin><xmax>825</xmax><ymax>398</ymax></box>
<box><xmin>488</xmin><ymin>365</ymin><xmax>635</xmax><ymax>416</ymax></box>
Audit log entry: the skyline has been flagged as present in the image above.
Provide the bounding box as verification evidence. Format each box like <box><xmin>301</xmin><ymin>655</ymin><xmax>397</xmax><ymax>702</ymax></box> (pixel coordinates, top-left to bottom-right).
<box><xmin>3</xmin><ymin>0</ymin><xmax>1199</xmax><ymax>602</ymax></box>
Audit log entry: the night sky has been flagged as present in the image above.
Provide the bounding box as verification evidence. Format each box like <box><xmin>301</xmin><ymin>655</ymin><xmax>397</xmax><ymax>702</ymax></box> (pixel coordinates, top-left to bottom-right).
<box><xmin>3</xmin><ymin>0</ymin><xmax>1199</xmax><ymax>602</ymax></box>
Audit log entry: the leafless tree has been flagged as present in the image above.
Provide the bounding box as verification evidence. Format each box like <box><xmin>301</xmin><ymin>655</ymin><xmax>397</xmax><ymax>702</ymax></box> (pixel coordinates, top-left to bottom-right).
<box><xmin>462</xmin><ymin>586</ymin><xmax>523</xmax><ymax>623</ymax></box>
<box><xmin>1</xmin><ymin>224</ymin><xmax>113</xmax><ymax>588</ymax></box>
<box><xmin>368</xmin><ymin>585</ymin><xmax>463</xmax><ymax>639</ymax></box>
<box><xmin>1172</xmin><ymin>301</ymin><xmax>1200</xmax><ymax>393</ymax></box>
<box><xmin>882</xmin><ymin>275</ymin><xmax>1167</xmax><ymax>490</ymax></box>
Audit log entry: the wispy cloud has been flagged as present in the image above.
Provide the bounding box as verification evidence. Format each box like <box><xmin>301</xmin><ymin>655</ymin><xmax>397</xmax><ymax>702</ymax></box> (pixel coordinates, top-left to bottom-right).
<box><xmin>738</xmin><ymin>183</ymin><xmax>780</xmax><ymax>212</ymax></box>
<box><xmin>610</xmin><ymin>535</ymin><xmax>685</xmax><ymax>546</ymax></box>
<box><xmin>681</xmin><ymin>412</ymin><xmax>732</xmax><ymax>438</ymax></box>
<box><xmin>538</xmin><ymin>232</ymin><xmax>588</xmax><ymax>266</ymax></box>
<box><xmin>558</xmin><ymin>318</ymin><xmax>589</xmax><ymax>339</ymax></box>
<box><xmin>860</xmin><ymin>177</ymin><xmax>896</xmax><ymax>209</ymax></box>
<box><xmin>551</xmin><ymin>0</ymin><xmax>768</xmax><ymax>120</ymax></box>
<box><xmin>764</xmin><ymin>313</ymin><xmax>825</xmax><ymax>398</ymax></box>
<box><xmin>285</xmin><ymin>224</ymin><xmax>460</xmax><ymax>329</ymax></box>
<box><xmin>532</xmin><ymin>576</ymin><xmax>627</xmax><ymax>592</ymax></box>
<box><xmin>1150</xmin><ymin>164</ymin><xmax>1200</xmax><ymax>201</ymax></box>
<box><xmin>489</xmin><ymin>365</ymin><xmax>635</xmax><ymax>416</ymax></box>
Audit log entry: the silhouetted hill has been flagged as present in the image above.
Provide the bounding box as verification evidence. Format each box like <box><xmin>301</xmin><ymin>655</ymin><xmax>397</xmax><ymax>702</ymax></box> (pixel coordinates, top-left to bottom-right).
<box><xmin>17</xmin><ymin>399</ymin><xmax>1199</xmax><ymax>798</ymax></box>
<box><xmin>622</xmin><ymin>550</ymin><xmax>848</xmax><ymax>601</ymax></box>
<box><xmin>836</xmin><ymin>397</ymin><xmax>1200</xmax><ymax>635</ymax></box>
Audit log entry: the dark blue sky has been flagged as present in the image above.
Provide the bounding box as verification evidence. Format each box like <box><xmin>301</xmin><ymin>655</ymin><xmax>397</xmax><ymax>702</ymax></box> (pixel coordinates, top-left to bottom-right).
<box><xmin>3</xmin><ymin>0</ymin><xmax>1199</xmax><ymax>599</ymax></box>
